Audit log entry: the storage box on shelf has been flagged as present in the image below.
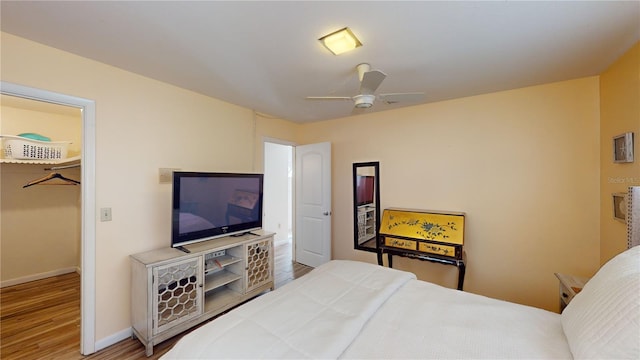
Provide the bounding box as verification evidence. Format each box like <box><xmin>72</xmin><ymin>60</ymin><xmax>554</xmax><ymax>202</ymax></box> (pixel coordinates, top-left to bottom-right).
<box><xmin>130</xmin><ymin>231</ymin><xmax>274</xmax><ymax>356</ymax></box>
<box><xmin>1</xmin><ymin>135</ymin><xmax>71</xmax><ymax>160</ymax></box>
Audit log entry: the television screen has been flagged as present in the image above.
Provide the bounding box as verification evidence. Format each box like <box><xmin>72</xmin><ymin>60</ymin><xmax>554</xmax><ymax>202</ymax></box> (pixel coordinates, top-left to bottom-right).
<box><xmin>172</xmin><ymin>172</ymin><xmax>263</xmax><ymax>247</ymax></box>
<box><xmin>356</xmin><ymin>175</ymin><xmax>375</xmax><ymax>206</ymax></box>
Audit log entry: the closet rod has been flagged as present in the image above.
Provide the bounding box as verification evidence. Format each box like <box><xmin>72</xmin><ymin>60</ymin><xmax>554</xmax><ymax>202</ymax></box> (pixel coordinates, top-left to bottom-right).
<box><xmin>45</xmin><ymin>163</ymin><xmax>80</xmax><ymax>171</ymax></box>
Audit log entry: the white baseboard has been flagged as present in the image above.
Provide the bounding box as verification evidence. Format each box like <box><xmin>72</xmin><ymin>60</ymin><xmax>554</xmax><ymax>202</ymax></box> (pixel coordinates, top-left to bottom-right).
<box><xmin>0</xmin><ymin>267</ymin><xmax>78</xmax><ymax>288</ymax></box>
<box><xmin>95</xmin><ymin>327</ymin><xmax>132</xmax><ymax>352</ymax></box>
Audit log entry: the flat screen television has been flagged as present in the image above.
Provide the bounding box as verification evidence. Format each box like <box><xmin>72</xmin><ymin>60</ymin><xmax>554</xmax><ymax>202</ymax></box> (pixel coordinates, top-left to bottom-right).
<box><xmin>172</xmin><ymin>171</ymin><xmax>264</xmax><ymax>248</ymax></box>
<box><xmin>356</xmin><ymin>175</ymin><xmax>375</xmax><ymax>206</ymax></box>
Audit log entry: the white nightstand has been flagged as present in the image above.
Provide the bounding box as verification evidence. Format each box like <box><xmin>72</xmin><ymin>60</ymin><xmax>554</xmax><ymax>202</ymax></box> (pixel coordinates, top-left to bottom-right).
<box><xmin>554</xmin><ymin>273</ymin><xmax>589</xmax><ymax>313</ymax></box>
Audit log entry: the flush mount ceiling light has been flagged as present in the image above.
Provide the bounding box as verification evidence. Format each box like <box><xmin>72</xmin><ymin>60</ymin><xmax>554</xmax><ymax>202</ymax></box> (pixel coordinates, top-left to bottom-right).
<box><xmin>319</xmin><ymin>27</ymin><xmax>362</xmax><ymax>55</ymax></box>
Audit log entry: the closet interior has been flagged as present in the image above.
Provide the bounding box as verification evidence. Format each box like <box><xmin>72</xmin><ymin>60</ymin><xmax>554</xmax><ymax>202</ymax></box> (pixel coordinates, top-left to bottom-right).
<box><xmin>0</xmin><ymin>94</ymin><xmax>82</xmax><ymax>288</ymax></box>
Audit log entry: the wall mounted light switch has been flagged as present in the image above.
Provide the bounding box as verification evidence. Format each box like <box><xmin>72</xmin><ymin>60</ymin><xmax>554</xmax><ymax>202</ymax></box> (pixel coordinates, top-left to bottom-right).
<box><xmin>100</xmin><ymin>208</ymin><xmax>112</xmax><ymax>222</ymax></box>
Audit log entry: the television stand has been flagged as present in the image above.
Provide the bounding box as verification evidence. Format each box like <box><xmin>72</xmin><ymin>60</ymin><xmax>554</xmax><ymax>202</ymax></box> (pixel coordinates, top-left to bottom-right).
<box><xmin>130</xmin><ymin>231</ymin><xmax>275</xmax><ymax>356</ymax></box>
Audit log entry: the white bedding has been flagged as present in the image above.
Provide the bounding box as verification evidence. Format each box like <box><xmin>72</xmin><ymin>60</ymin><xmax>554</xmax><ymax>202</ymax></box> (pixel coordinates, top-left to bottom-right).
<box><xmin>163</xmin><ymin>260</ymin><xmax>415</xmax><ymax>359</ymax></box>
<box><xmin>162</xmin><ymin>246</ymin><xmax>640</xmax><ymax>359</ymax></box>
<box><xmin>342</xmin><ymin>280</ymin><xmax>571</xmax><ymax>359</ymax></box>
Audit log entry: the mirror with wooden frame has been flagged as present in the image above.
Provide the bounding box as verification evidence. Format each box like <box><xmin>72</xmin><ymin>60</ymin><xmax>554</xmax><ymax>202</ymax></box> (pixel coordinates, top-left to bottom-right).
<box><xmin>353</xmin><ymin>162</ymin><xmax>380</xmax><ymax>252</ymax></box>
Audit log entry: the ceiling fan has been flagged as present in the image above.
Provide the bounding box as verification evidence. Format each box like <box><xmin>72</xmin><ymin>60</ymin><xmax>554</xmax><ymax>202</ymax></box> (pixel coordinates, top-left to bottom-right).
<box><xmin>306</xmin><ymin>63</ymin><xmax>425</xmax><ymax>110</ymax></box>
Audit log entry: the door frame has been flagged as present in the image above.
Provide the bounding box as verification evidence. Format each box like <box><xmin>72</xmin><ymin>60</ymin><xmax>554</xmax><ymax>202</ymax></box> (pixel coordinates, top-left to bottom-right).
<box><xmin>1</xmin><ymin>81</ymin><xmax>97</xmax><ymax>354</ymax></box>
<box><xmin>263</xmin><ymin>137</ymin><xmax>296</xmax><ymax>260</ymax></box>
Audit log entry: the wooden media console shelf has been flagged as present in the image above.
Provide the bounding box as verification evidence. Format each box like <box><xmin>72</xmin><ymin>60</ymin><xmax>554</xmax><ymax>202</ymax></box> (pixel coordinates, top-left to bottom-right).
<box><xmin>130</xmin><ymin>231</ymin><xmax>274</xmax><ymax>356</ymax></box>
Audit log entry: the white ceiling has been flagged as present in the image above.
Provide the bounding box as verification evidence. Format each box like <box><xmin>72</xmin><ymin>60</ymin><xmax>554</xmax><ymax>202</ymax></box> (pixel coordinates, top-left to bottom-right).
<box><xmin>2</xmin><ymin>1</ymin><xmax>639</xmax><ymax>123</ymax></box>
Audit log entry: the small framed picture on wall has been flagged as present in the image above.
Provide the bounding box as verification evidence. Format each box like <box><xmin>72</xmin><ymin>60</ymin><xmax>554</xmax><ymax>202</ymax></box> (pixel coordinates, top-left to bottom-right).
<box><xmin>613</xmin><ymin>192</ymin><xmax>627</xmax><ymax>222</ymax></box>
<box><xmin>613</xmin><ymin>132</ymin><xmax>634</xmax><ymax>163</ymax></box>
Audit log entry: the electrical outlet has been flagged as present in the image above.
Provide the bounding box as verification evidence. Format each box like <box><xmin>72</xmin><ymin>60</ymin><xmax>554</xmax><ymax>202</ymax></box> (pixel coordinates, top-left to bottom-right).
<box><xmin>159</xmin><ymin>168</ymin><xmax>180</xmax><ymax>184</ymax></box>
<box><xmin>100</xmin><ymin>208</ymin><xmax>112</xmax><ymax>222</ymax></box>
<box><xmin>206</xmin><ymin>250</ymin><xmax>226</xmax><ymax>259</ymax></box>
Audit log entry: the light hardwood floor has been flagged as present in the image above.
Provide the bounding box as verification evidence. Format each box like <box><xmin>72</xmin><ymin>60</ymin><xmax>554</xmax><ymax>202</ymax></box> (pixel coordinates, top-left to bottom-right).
<box><xmin>0</xmin><ymin>240</ymin><xmax>312</xmax><ymax>360</ymax></box>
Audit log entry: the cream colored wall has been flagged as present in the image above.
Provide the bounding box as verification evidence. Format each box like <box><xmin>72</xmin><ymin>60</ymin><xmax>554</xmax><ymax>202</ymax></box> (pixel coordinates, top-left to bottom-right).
<box><xmin>599</xmin><ymin>42</ymin><xmax>640</xmax><ymax>264</ymax></box>
<box><xmin>254</xmin><ymin>114</ymin><xmax>301</xmax><ymax>173</ymax></box>
<box><xmin>1</xmin><ymin>32</ymin><xmax>297</xmax><ymax>342</ymax></box>
<box><xmin>1</xmin><ymin>165</ymin><xmax>81</xmax><ymax>281</ymax></box>
<box><xmin>1</xmin><ymin>102</ymin><xmax>82</xmax><ymax>283</ymax></box>
<box><xmin>298</xmin><ymin>77</ymin><xmax>601</xmax><ymax>312</ymax></box>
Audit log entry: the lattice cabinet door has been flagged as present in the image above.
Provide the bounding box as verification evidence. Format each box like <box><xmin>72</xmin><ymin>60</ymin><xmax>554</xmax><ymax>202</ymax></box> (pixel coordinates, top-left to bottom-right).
<box><xmin>152</xmin><ymin>256</ymin><xmax>203</xmax><ymax>334</ymax></box>
<box><xmin>245</xmin><ymin>238</ymin><xmax>273</xmax><ymax>292</ymax></box>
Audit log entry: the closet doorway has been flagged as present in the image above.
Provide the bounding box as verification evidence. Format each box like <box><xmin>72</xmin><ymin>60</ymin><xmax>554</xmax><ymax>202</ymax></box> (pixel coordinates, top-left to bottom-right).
<box><xmin>0</xmin><ymin>82</ymin><xmax>96</xmax><ymax>355</ymax></box>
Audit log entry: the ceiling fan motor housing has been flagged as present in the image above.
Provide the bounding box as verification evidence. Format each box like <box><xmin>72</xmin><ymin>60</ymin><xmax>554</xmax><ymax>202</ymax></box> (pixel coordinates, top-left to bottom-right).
<box><xmin>354</xmin><ymin>94</ymin><xmax>375</xmax><ymax>108</ymax></box>
<box><xmin>356</xmin><ymin>63</ymin><xmax>371</xmax><ymax>81</ymax></box>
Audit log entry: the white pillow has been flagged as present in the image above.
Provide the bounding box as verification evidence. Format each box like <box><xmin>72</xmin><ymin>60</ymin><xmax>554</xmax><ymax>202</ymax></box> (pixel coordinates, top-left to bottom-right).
<box><xmin>561</xmin><ymin>245</ymin><xmax>640</xmax><ymax>359</ymax></box>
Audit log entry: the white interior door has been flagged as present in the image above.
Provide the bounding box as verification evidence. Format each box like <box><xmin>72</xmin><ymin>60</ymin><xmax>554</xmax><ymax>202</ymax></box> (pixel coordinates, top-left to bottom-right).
<box><xmin>295</xmin><ymin>142</ymin><xmax>331</xmax><ymax>267</ymax></box>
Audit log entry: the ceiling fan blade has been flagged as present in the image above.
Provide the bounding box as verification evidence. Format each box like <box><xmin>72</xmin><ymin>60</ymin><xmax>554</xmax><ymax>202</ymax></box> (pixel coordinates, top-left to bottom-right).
<box><xmin>359</xmin><ymin>70</ymin><xmax>386</xmax><ymax>95</ymax></box>
<box><xmin>305</xmin><ymin>96</ymin><xmax>353</xmax><ymax>101</ymax></box>
<box><xmin>378</xmin><ymin>92</ymin><xmax>426</xmax><ymax>104</ymax></box>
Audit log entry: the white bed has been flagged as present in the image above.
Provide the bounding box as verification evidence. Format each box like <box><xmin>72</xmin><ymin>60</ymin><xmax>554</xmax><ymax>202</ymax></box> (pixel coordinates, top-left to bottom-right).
<box><xmin>162</xmin><ymin>246</ymin><xmax>639</xmax><ymax>359</ymax></box>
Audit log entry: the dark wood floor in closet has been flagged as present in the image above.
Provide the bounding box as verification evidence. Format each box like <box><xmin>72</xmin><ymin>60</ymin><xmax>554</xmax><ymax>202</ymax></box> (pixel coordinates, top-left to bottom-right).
<box><xmin>0</xmin><ymin>240</ymin><xmax>312</xmax><ymax>360</ymax></box>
